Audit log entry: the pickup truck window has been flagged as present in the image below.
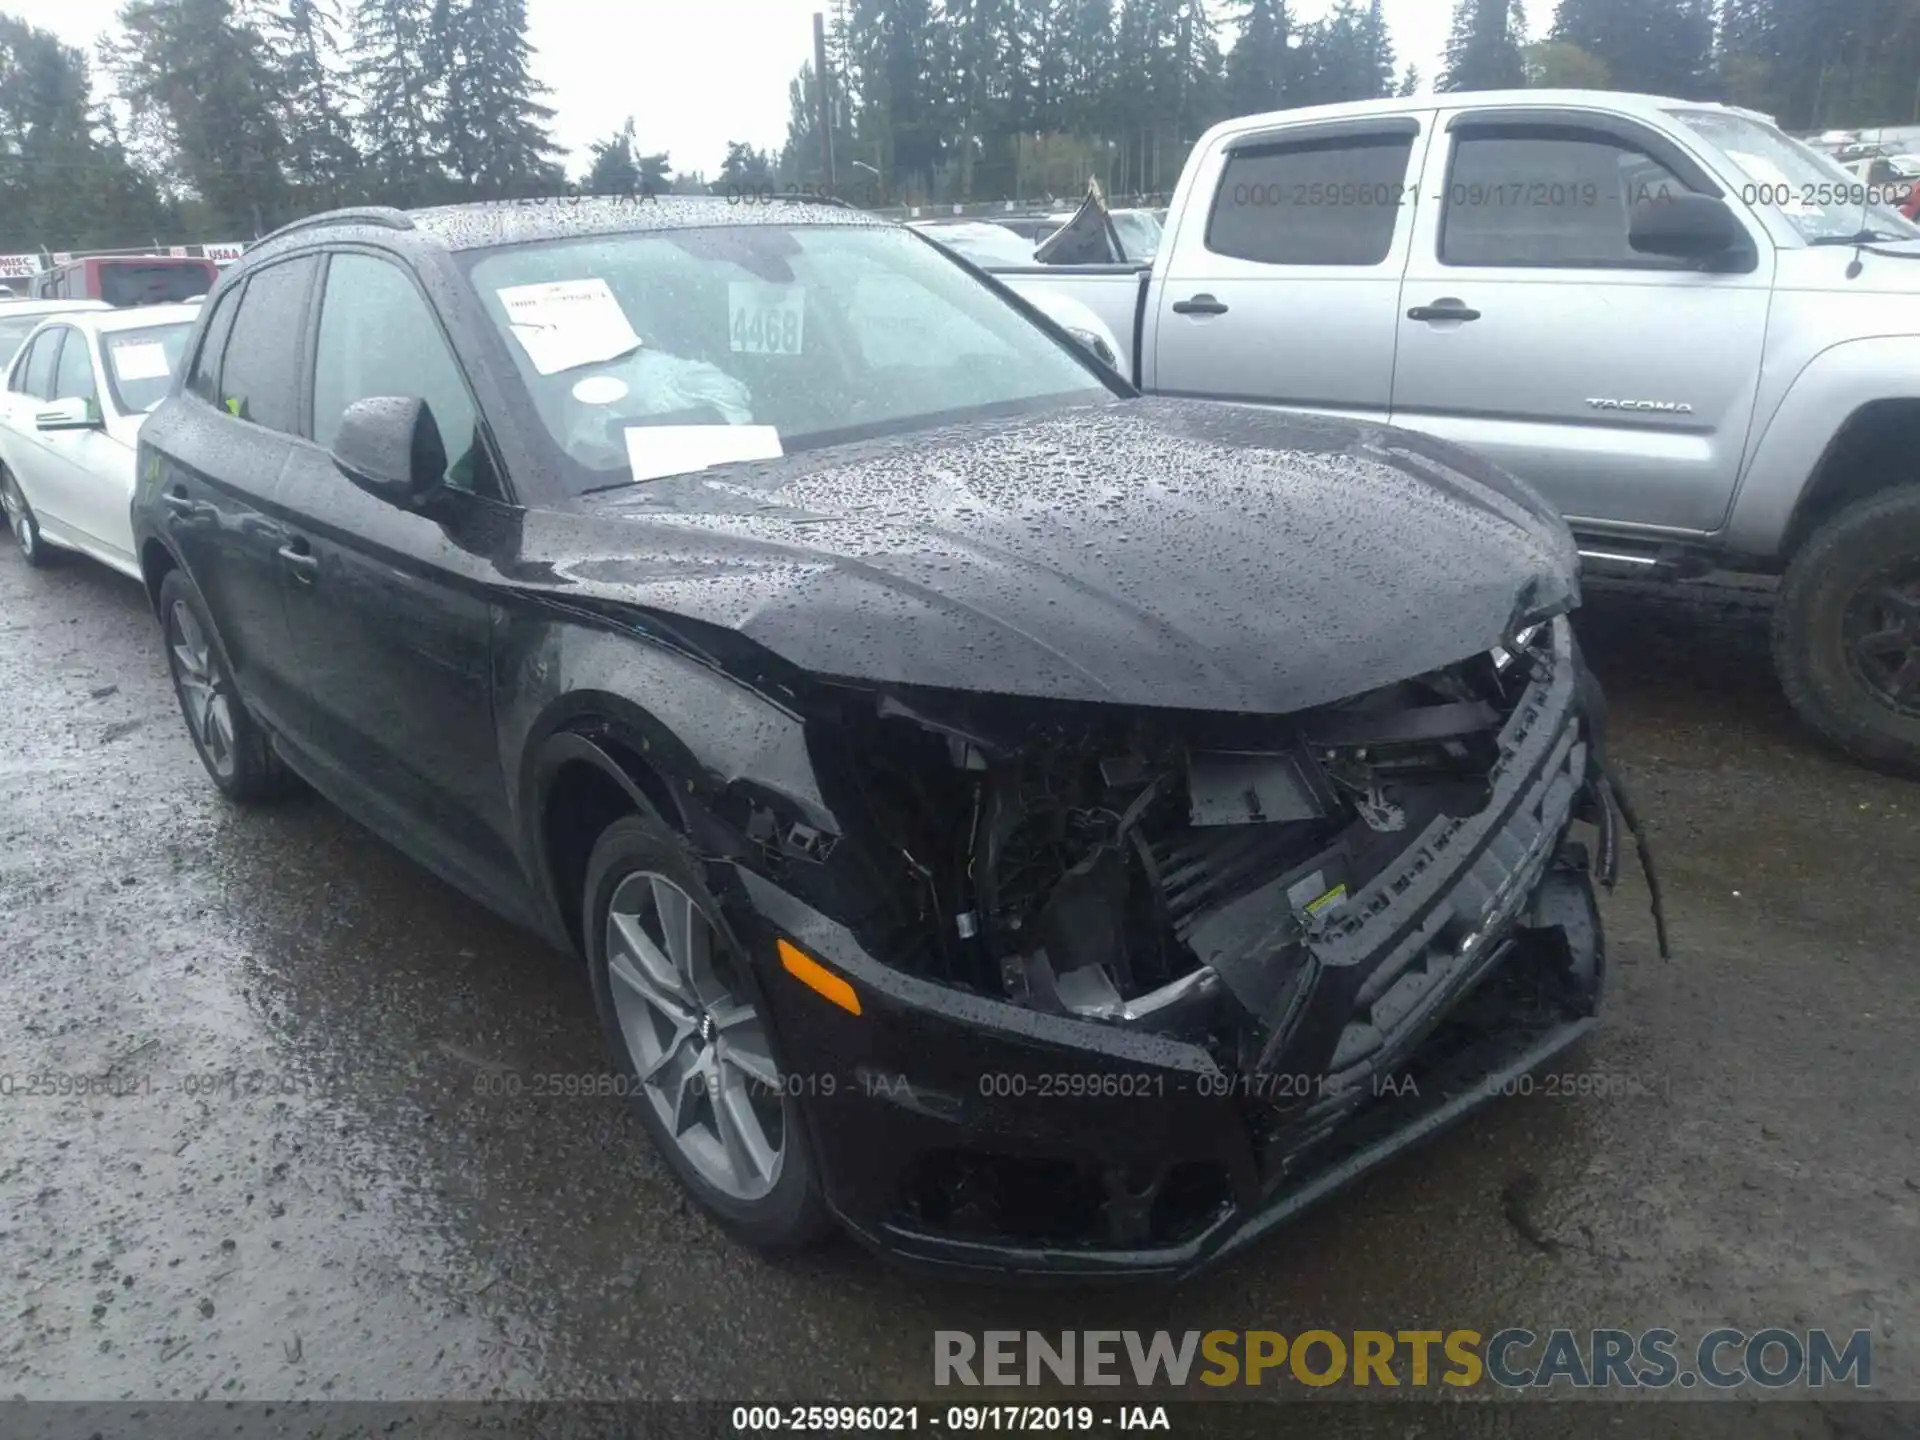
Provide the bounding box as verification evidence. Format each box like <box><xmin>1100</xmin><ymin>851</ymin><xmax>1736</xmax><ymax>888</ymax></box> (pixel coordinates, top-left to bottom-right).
<box><xmin>1441</xmin><ymin>129</ymin><xmax>1697</xmax><ymax>269</ymax></box>
<box><xmin>1668</xmin><ymin>108</ymin><xmax>1920</xmax><ymax>244</ymax></box>
<box><xmin>1206</xmin><ymin>132</ymin><xmax>1415</xmax><ymax>266</ymax></box>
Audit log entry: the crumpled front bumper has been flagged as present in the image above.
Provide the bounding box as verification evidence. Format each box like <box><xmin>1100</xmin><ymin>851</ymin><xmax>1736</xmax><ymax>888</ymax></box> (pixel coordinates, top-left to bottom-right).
<box><xmin>723</xmin><ymin>619</ymin><xmax>1609</xmax><ymax>1280</ymax></box>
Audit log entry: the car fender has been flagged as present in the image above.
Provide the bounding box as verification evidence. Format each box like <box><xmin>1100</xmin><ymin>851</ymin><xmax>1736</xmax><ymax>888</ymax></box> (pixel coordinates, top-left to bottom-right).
<box><xmin>501</xmin><ymin>614</ymin><xmax>841</xmax><ymax>936</ymax></box>
<box><xmin>1727</xmin><ymin>335</ymin><xmax>1920</xmax><ymax>555</ymax></box>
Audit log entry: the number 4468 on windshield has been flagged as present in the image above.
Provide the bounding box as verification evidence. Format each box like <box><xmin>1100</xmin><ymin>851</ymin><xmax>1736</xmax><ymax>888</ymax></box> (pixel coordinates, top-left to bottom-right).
<box><xmin>729</xmin><ymin>282</ymin><xmax>805</xmax><ymax>355</ymax></box>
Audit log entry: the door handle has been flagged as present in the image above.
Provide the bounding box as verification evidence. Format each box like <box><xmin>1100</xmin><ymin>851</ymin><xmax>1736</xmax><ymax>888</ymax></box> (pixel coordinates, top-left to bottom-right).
<box><xmin>161</xmin><ymin>488</ymin><xmax>195</xmax><ymax>514</ymax></box>
<box><xmin>277</xmin><ymin>538</ymin><xmax>318</xmax><ymax>584</ymax></box>
<box><xmin>1171</xmin><ymin>294</ymin><xmax>1230</xmax><ymax>316</ymax></box>
<box><xmin>1407</xmin><ymin>301</ymin><xmax>1482</xmax><ymax>323</ymax></box>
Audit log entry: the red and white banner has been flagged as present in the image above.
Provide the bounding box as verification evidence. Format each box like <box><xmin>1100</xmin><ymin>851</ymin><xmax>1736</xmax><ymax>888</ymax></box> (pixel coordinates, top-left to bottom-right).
<box><xmin>51</xmin><ymin>252</ymin><xmax>72</xmax><ymax>264</ymax></box>
<box><xmin>166</xmin><ymin>245</ymin><xmax>188</xmax><ymax>258</ymax></box>
<box><xmin>0</xmin><ymin>253</ymin><xmax>44</xmax><ymax>278</ymax></box>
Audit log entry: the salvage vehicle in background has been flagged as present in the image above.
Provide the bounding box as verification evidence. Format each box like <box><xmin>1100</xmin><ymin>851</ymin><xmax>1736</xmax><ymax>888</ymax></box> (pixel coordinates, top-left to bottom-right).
<box><xmin>904</xmin><ymin>220</ymin><xmax>1122</xmax><ymax>367</ymax></box>
<box><xmin>30</xmin><ymin>254</ymin><xmax>219</xmax><ymax>307</ymax></box>
<box><xmin>986</xmin><ymin>89</ymin><xmax>1920</xmax><ymax>777</ymax></box>
<box><xmin>0</xmin><ymin>298</ymin><xmax>110</xmax><ymax>369</ymax></box>
<box><xmin>0</xmin><ymin>303</ymin><xmax>200</xmax><ymax>573</ymax></box>
<box><xmin>132</xmin><ymin>197</ymin><xmax>1654</xmax><ymax>1278</ymax></box>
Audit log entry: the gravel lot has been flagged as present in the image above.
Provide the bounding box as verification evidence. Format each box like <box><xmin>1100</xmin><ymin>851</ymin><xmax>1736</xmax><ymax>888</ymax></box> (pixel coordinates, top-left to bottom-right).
<box><xmin>1</xmin><ymin>544</ymin><xmax>1915</xmax><ymax>1432</ymax></box>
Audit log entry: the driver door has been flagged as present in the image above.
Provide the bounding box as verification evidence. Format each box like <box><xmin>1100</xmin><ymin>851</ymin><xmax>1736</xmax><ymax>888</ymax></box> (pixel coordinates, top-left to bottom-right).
<box><xmin>273</xmin><ymin>249</ymin><xmax>522</xmax><ymax>903</ymax></box>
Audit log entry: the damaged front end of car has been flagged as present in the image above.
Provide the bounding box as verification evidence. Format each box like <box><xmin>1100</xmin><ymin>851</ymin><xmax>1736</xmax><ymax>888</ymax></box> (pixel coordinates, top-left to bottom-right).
<box><xmin>716</xmin><ymin>612</ymin><xmax>1656</xmax><ymax>1278</ymax></box>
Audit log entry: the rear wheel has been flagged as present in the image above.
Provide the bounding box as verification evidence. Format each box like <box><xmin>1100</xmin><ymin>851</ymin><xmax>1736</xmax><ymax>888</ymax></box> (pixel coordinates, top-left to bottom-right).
<box><xmin>1</xmin><ymin>465</ymin><xmax>56</xmax><ymax>568</ymax></box>
<box><xmin>1775</xmin><ymin>485</ymin><xmax>1920</xmax><ymax>777</ymax></box>
<box><xmin>158</xmin><ymin>569</ymin><xmax>298</xmax><ymax>803</ymax></box>
<box><xmin>582</xmin><ymin>813</ymin><xmax>832</xmax><ymax>1251</ymax></box>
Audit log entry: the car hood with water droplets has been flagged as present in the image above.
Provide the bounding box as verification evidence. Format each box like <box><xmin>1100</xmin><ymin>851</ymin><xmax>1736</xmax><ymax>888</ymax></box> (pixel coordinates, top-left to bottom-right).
<box><xmin>565</xmin><ymin>397</ymin><xmax>1579</xmax><ymax>714</ymax></box>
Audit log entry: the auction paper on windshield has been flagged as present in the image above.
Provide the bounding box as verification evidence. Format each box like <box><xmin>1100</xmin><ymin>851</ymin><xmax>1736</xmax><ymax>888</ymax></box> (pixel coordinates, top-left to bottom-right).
<box><xmin>498</xmin><ymin>278</ymin><xmax>644</xmax><ymax>375</ymax></box>
<box><xmin>625</xmin><ymin>424</ymin><xmax>784</xmax><ymax>483</ymax></box>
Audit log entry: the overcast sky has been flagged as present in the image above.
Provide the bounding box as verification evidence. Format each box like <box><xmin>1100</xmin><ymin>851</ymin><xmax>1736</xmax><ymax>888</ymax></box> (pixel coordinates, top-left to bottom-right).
<box><xmin>4</xmin><ymin>0</ymin><xmax>1538</xmax><ymax>178</ymax></box>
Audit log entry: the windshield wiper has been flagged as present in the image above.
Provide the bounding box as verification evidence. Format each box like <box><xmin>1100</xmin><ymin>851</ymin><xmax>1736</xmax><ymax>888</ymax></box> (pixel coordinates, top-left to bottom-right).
<box><xmin>1809</xmin><ymin>229</ymin><xmax>1915</xmax><ymax>246</ymax></box>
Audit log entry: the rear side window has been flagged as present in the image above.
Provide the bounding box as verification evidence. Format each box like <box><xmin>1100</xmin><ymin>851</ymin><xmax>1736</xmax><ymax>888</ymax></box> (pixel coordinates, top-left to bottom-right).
<box><xmin>52</xmin><ymin>327</ymin><xmax>96</xmax><ymax>406</ymax></box>
<box><xmin>1207</xmin><ymin>131</ymin><xmax>1416</xmax><ymax>266</ymax></box>
<box><xmin>1441</xmin><ymin>128</ymin><xmax>1701</xmax><ymax>268</ymax></box>
<box><xmin>23</xmin><ymin>330</ymin><xmax>61</xmax><ymax>400</ymax></box>
<box><xmin>216</xmin><ymin>256</ymin><xmax>317</xmax><ymax>434</ymax></box>
<box><xmin>188</xmin><ymin>284</ymin><xmax>241</xmax><ymax>405</ymax></box>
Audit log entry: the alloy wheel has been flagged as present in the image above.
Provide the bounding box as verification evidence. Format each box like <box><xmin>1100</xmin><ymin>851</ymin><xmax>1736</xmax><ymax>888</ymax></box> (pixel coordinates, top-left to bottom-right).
<box><xmin>168</xmin><ymin>599</ymin><xmax>238</xmax><ymax>780</ymax></box>
<box><xmin>1</xmin><ymin>471</ymin><xmax>32</xmax><ymax>560</ymax></box>
<box><xmin>1842</xmin><ymin>571</ymin><xmax>1920</xmax><ymax>720</ymax></box>
<box><xmin>604</xmin><ymin>870</ymin><xmax>786</xmax><ymax>1201</ymax></box>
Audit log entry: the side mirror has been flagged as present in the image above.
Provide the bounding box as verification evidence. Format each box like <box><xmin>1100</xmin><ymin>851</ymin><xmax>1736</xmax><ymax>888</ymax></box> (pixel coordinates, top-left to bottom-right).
<box><xmin>330</xmin><ymin>396</ymin><xmax>446</xmax><ymax>509</ymax></box>
<box><xmin>35</xmin><ymin>396</ymin><xmax>101</xmax><ymax>432</ymax></box>
<box><xmin>1629</xmin><ymin>192</ymin><xmax>1751</xmax><ymax>265</ymax></box>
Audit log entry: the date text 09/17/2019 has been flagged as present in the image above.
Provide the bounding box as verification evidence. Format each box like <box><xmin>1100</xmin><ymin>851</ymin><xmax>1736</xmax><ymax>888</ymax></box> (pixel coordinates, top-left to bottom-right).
<box><xmin>729</xmin><ymin>1405</ymin><xmax>1171</xmax><ymax>1433</ymax></box>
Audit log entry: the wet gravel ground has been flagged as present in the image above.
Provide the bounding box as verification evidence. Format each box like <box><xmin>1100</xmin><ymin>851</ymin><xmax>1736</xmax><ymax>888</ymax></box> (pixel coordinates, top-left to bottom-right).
<box><xmin>1</xmin><ymin>546</ymin><xmax>1916</xmax><ymax>1426</ymax></box>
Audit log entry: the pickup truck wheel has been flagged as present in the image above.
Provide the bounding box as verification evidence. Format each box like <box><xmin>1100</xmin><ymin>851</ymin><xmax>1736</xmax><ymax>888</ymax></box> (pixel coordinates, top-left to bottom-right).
<box><xmin>1775</xmin><ymin>487</ymin><xmax>1920</xmax><ymax>776</ymax></box>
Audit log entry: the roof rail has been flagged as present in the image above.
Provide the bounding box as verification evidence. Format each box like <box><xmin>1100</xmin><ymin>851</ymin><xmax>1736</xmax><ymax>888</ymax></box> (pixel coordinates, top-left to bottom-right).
<box><xmin>254</xmin><ymin>206</ymin><xmax>416</xmax><ymax>246</ymax></box>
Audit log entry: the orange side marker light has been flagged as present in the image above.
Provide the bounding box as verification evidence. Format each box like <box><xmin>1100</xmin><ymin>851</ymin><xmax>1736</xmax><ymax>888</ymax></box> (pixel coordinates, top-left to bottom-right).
<box><xmin>777</xmin><ymin>938</ymin><xmax>861</xmax><ymax>1016</ymax></box>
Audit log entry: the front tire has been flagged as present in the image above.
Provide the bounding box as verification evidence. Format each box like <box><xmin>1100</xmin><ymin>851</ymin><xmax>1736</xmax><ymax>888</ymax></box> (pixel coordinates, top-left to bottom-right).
<box><xmin>158</xmin><ymin>569</ymin><xmax>299</xmax><ymax>803</ymax></box>
<box><xmin>582</xmin><ymin>813</ymin><xmax>832</xmax><ymax>1252</ymax></box>
<box><xmin>1775</xmin><ymin>486</ymin><xmax>1920</xmax><ymax>776</ymax></box>
<box><xmin>1</xmin><ymin>465</ymin><xmax>56</xmax><ymax>568</ymax></box>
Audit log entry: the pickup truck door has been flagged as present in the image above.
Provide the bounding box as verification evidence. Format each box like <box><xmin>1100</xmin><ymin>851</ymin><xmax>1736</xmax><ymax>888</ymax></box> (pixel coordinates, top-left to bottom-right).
<box><xmin>1143</xmin><ymin>112</ymin><xmax>1436</xmax><ymax>421</ymax></box>
<box><xmin>1389</xmin><ymin>106</ymin><xmax>1775</xmax><ymax>536</ymax></box>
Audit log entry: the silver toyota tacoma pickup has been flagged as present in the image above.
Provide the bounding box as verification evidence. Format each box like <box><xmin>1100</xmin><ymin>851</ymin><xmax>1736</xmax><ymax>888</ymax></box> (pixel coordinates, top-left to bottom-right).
<box><xmin>985</xmin><ymin>89</ymin><xmax>1920</xmax><ymax>776</ymax></box>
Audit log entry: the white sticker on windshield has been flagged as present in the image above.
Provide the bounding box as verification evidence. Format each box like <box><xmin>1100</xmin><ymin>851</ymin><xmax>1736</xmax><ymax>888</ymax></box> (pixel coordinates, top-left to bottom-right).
<box><xmin>625</xmin><ymin>424</ymin><xmax>784</xmax><ymax>483</ymax></box>
<box><xmin>572</xmin><ymin>374</ymin><xmax>630</xmax><ymax>405</ymax></box>
<box><xmin>498</xmin><ymin>278</ymin><xmax>643</xmax><ymax>375</ymax></box>
<box><xmin>728</xmin><ymin>283</ymin><xmax>805</xmax><ymax>355</ymax></box>
<box><xmin>110</xmin><ymin>339</ymin><xmax>173</xmax><ymax>382</ymax></box>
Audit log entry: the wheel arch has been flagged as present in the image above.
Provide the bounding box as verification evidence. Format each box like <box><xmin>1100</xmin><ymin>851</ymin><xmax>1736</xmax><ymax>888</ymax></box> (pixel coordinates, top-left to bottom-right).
<box><xmin>521</xmin><ymin>700</ymin><xmax>700</xmax><ymax>958</ymax></box>
<box><xmin>1781</xmin><ymin>397</ymin><xmax>1920</xmax><ymax>560</ymax></box>
<box><xmin>139</xmin><ymin>536</ymin><xmax>181</xmax><ymax>618</ymax></box>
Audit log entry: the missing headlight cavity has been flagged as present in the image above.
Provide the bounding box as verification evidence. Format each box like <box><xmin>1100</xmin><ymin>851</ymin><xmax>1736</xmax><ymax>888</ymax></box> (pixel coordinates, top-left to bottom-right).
<box><xmin>818</xmin><ymin>630</ymin><xmax>1547</xmax><ymax>1034</ymax></box>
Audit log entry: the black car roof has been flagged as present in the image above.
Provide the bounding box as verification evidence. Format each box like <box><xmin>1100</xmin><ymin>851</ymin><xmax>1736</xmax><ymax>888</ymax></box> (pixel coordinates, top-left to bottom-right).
<box><xmin>243</xmin><ymin>195</ymin><xmax>894</xmax><ymax>266</ymax></box>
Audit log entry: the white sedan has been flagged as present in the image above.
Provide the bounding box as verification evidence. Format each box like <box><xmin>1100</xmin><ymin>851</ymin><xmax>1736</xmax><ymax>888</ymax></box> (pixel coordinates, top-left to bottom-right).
<box><xmin>0</xmin><ymin>303</ymin><xmax>201</xmax><ymax>577</ymax></box>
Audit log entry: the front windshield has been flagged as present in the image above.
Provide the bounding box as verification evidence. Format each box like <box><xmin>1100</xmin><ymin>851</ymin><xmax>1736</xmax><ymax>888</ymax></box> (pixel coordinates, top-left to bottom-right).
<box><xmin>1111</xmin><ymin>211</ymin><xmax>1163</xmax><ymax>260</ymax></box>
<box><xmin>101</xmin><ymin>322</ymin><xmax>193</xmax><ymax>413</ymax></box>
<box><xmin>1669</xmin><ymin>109</ymin><xmax>1920</xmax><ymax>243</ymax></box>
<box><xmin>0</xmin><ymin>315</ymin><xmax>41</xmax><ymax>368</ymax></box>
<box><xmin>464</xmin><ymin>223</ymin><xmax>1114</xmax><ymax>493</ymax></box>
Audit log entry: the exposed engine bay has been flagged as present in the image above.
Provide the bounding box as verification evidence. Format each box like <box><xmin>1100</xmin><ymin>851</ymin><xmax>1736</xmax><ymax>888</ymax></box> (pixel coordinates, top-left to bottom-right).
<box><xmin>808</xmin><ymin>622</ymin><xmax>1613</xmax><ymax>1048</ymax></box>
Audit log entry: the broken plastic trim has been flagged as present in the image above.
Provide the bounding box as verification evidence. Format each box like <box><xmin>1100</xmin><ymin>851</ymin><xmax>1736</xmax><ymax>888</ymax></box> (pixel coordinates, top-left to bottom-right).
<box><xmin>1600</xmin><ymin>761</ymin><xmax>1672</xmax><ymax>960</ymax></box>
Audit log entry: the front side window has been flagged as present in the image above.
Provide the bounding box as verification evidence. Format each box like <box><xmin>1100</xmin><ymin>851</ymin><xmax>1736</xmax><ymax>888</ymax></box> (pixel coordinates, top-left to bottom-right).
<box><xmin>1206</xmin><ymin>131</ymin><xmax>1417</xmax><ymax>266</ymax></box>
<box><xmin>311</xmin><ymin>253</ymin><xmax>489</xmax><ymax>493</ymax></box>
<box><xmin>461</xmin><ymin>223</ymin><xmax>1115</xmax><ymax>494</ymax></box>
<box><xmin>217</xmin><ymin>256</ymin><xmax>317</xmax><ymax>434</ymax></box>
<box><xmin>1441</xmin><ymin>127</ymin><xmax>1702</xmax><ymax>268</ymax></box>
<box><xmin>103</xmin><ymin>322</ymin><xmax>194</xmax><ymax>414</ymax></box>
<box><xmin>52</xmin><ymin>327</ymin><xmax>97</xmax><ymax>410</ymax></box>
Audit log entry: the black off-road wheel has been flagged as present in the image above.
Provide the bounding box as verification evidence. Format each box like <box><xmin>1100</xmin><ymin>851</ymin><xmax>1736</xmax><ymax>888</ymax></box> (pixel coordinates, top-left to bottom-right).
<box><xmin>158</xmin><ymin>569</ymin><xmax>300</xmax><ymax>803</ymax></box>
<box><xmin>582</xmin><ymin>813</ymin><xmax>833</xmax><ymax>1252</ymax></box>
<box><xmin>1775</xmin><ymin>486</ymin><xmax>1920</xmax><ymax>777</ymax></box>
<box><xmin>1</xmin><ymin>464</ymin><xmax>57</xmax><ymax>568</ymax></box>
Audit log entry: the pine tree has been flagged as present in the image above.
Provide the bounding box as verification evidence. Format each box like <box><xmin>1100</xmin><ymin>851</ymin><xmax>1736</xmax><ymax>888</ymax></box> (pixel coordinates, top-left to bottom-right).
<box><xmin>584</xmin><ymin>117</ymin><xmax>640</xmax><ymax>196</ymax></box>
<box><xmin>107</xmin><ymin>0</ymin><xmax>291</xmax><ymax>232</ymax></box>
<box><xmin>1551</xmin><ymin>0</ymin><xmax>1713</xmax><ymax>99</ymax></box>
<box><xmin>426</xmin><ymin>0</ymin><xmax>563</xmax><ymax>200</ymax></box>
<box><xmin>1397</xmin><ymin>63</ymin><xmax>1421</xmax><ymax>97</ymax></box>
<box><xmin>1223</xmin><ymin>0</ymin><xmax>1291</xmax><ymax>119</ymax></box>
<box><xmin>349</xmin><ymin>0</ymin><xmax>438</xmax><ymax>204</ymax></box>
<box><xmin>1297</xmin><ymin>0</ymin><xmax>1397</xmax><ymax>106</ymax></box>
<box><xmin>265</xmin><ymin>0</ymin><xmax>359</xmax><ymax>208</ymax></box>
<box><xmin>1438</xmin><ymin>0</ymin><xmax>1526</xmax><ymax>92</ymax></box>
